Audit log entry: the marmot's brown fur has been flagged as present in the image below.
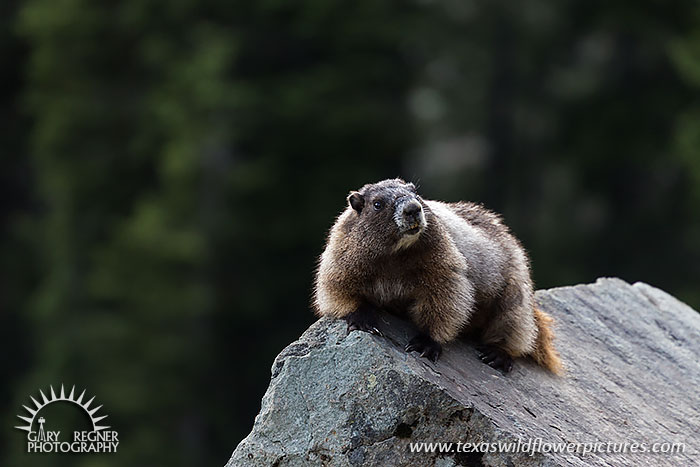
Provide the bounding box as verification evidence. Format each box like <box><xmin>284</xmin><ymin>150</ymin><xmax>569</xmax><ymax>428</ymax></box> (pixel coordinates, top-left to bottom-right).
<box><xmin>313</xmin><ymin>178</ymin><xmax>562</xmax><ymax>374</ymax></box>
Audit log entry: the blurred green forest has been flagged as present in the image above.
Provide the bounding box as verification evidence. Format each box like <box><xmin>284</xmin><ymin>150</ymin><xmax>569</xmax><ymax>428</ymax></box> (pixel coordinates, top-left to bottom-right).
<box><xmin>1</xmin><ymin>0</ymin><xmax>699</xmax><ymax>466</ymax></box>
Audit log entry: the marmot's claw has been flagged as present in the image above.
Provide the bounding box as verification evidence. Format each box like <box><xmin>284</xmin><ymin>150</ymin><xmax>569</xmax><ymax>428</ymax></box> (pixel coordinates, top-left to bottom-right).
<box><xmin>406</xmin><ymin>334</ymin><xmax>442</xmax><ymax>362</ymax></box>
<box><xmin>476</xmin><ymin>345</ymin><xmax>513</xmax><ymax>373</ymax></box>
<box><xmin>348</xmin><ymin>322</ymin><xmax>382</xmax><ymax>336</ymax></box>
<box><xmin>346</xmin><ymin>307</ymin><xmax>383</xmax><ymax>337</ymax></box>
<box><xmin>347</xmin><ymin>323</ymin><xmax>383</xmax><ymax>337</ymax></box>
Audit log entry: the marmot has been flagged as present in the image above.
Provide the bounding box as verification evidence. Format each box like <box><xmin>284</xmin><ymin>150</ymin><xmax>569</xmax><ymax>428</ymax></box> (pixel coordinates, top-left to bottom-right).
<box><xmin>313</xmin><ymin>178</ymin><xmax>562</xmax><ymax>374</ymax></box>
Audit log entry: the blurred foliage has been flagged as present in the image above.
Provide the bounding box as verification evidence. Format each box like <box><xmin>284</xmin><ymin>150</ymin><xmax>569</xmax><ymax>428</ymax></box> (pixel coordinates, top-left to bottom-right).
<box><xmin>1</xmin><ymin>0</ymin><xmax>699</xmax><ymax>466</ymax></box>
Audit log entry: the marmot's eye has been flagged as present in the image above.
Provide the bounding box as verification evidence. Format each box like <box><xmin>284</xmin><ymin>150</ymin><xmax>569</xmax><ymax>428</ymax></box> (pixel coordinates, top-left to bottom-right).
<box><xmin>373</xmin><ymin>201</ymin><xmax>383</xmax><ymax>210</ymax></box>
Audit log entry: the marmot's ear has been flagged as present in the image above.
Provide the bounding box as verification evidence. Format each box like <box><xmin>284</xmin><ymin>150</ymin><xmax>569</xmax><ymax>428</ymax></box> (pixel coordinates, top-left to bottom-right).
<box><xmin>348</xmin><ymin>192</ymin><xmax>364</xmax><ymax>213</ymax></box>
<box><xmin>406</xmin><ymin>182</ymin><xmax>417</xmax><ymax>193</ymax></box>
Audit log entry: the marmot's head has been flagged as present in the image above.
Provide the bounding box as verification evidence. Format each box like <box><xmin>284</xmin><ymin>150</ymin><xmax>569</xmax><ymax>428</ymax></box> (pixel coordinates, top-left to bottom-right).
<box><xmin>347</xmin><ymin>178</ymin><xmax>428</xmax><ymax>252</ymax></box>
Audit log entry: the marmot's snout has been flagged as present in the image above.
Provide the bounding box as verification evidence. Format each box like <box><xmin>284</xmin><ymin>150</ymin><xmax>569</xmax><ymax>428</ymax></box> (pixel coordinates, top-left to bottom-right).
<box><xmin>395</xmin><ymin>196</ymin><xmax>426</xmax><ymax>236</ymax></box>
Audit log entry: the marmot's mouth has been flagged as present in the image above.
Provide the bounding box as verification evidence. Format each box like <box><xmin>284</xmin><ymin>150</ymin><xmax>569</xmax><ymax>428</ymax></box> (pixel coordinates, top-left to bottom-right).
<box><xmin>404</xmin><ymin>223</ymin><xmax>422</xmax><ymax>235</ymax></box>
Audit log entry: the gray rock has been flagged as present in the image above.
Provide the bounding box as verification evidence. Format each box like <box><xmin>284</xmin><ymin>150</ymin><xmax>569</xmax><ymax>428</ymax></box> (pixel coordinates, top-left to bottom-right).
<box><xmin>226</xmin><ymin>278</ymin><xmax>700</xmax><ymax>466</ymax></box>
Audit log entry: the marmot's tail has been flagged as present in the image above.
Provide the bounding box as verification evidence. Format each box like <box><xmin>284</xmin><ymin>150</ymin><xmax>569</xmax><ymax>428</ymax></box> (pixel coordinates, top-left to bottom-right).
<box><xmin>532</xmin><ymin>308</ymin><xmax>564</xmax><ymax>375</ymax></box>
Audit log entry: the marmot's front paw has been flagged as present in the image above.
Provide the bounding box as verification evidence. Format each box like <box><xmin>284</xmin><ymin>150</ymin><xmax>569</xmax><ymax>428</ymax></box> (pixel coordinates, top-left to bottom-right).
<box><xmin>476</xmin><ymin>345</ymin><xmax>513</xmax><ymax>373</ymax></box>
<box><xmin>345</xmin><ymin>305</ymin><xmax>383</xmax><ymax>336</ymax></box>
<box><xmin>405</xmin><ymin>334</ymin><xmax>442</xmax><ymax>362</ymax></box>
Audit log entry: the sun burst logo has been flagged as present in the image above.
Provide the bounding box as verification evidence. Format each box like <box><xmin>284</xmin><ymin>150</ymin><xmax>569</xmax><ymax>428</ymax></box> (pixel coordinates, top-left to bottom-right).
<box><xmin>15</xmin><ymin>385</ymin><xmax>110</xmax><ymax>433</ymax></box>
<box><xmin>15</xmin><ymin>385</ymin><xmax>119</xmax><ymax>454</ymax></box>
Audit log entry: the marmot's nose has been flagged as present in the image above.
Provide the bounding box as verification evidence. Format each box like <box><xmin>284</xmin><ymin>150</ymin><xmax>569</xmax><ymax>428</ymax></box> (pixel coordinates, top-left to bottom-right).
<box><xmin>403</xmin><ymin>200</ymin><xmax>422</xmax><ymax>218</ymax></box>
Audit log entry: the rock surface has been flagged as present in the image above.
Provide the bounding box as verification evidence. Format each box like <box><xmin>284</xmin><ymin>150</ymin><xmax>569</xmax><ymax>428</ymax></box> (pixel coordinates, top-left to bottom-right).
<box><xmin>227</xmin><ymin>278</ymin><xmax>700</xmax><ymax>466</ymax></box>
